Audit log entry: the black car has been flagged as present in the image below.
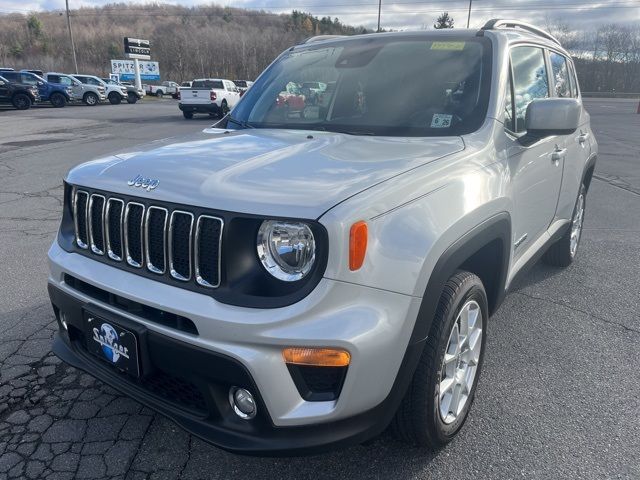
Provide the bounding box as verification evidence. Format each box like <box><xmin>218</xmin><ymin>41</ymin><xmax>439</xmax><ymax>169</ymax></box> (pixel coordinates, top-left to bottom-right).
<box><xmin>0</xmin><ymin>75</ymin><xmax>39</xmax><ymax>110</ymax></box>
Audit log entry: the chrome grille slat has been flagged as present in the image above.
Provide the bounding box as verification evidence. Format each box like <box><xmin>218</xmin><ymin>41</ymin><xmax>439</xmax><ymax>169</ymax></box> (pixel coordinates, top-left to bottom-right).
<box><xmin>124</xmin><ymin>202</ymin><xmax>145</xmax><ymax>268</ymax></box>
<box><xmin>105</xmin><ymin>198</ymin><xmax>124</xmax><ymax>261</ymax></box>
<box><xmin>145</xmin><ymin>206</ymin><xmax>168</xmax><ymax>274</ymax></box>
<box><xmin>71</xmin><ymin>189</ymin><xmax>223</xmax><ymax>291</ymax></box>
<box><xmin>169</xmin><ymin>211</ymin><xmax>194</xmax><ymax>281</ymax></box>
<box><xmin>73</xmin><ymin>189</ymin><xmax>89</xmax><ymax>249</ymax></box>
<box><xmin>195</xmin><ymin>215</ymin><xmax>224</xmax><ymax>288</ymax></box>
<box><xmin>88</xmin><ymin>194</ymin><xmax>106</xmax><ymax>255</ymax></box>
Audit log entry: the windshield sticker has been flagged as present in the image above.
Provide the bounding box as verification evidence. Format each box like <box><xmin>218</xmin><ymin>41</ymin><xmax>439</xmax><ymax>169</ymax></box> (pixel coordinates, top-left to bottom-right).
<box><xmin>431</xmin><ymin>114</ymin><xmax>453</xmax><ymax>128</ymax></box>
<box><xmin>431</xmin><ymin>41</ymin><xmax>465</xmax><ymax>51</ymax></box>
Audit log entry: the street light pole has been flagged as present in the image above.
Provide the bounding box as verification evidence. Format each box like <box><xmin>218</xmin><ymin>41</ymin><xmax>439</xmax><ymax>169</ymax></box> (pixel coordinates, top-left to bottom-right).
<box><xmin>467</xmin><ymin>0</ymin><xmax>473</xmax><ymax>28</ymax></box>
<box><xmin>65</xmin><ymin>0</ymin><xmax>79</xmax><ymax>73</ymax></box>
<box><xmin>377</xmin><ymin>0</ymin><xmax>382</xmax><ymax>32</ymax></box>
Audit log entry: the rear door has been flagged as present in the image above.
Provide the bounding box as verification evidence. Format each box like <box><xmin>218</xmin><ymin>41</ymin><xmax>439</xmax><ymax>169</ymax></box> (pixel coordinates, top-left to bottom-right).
<box><xmin>549</xmin><ymin>51</ymin><xmax>591</xmax><ymax>221</ymax></box>
<box><xmin>502</xmin><ymin>45</ymin><xmax>564</xmax><ymax>259</ymax></box>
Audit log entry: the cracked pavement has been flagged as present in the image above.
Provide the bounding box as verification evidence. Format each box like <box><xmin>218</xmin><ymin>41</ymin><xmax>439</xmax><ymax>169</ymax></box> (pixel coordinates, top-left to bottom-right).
<box><xmin>1</xmin><ymin>99</ymin><xmax>639</xmax><ymax>479</ymax></box>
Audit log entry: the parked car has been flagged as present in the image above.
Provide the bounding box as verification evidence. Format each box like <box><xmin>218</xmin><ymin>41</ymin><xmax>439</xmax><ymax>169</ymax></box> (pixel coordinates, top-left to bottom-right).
<box><xmin>178</xmin><ymin>78</ymin><xmax>241</xmax><ymax>118</ymax></box>
<box><xmin>2</xmin><ymin>71</ymin><xmax>73</xmax><ymax>108</ymax></box>
<box><xmin>48</xmin><ymin>20</ymin><xmax>596</xmax><ymax>455</ymax></box>
<box><xmin>73</xmin><ymin>74</ymin><xmax>124</xmax><ymax>105</ymax></box>
<box><xmin>233</xmin><ymin>79</ymin><xmax>253</xmax><ymax>96</ymax></box>
<box><xmin>45</xmin><ymin>73</ymin><xmax>105</xmax><ymax>106</ymax></box>
<box><xmin>145</xmin><ymin>81</ymin><xmax>179</xmax><ymax>98</ymax></box>
<box><xmin>102</xmin><ymin>78</ymin><xmax>145</xmax><ymax>104</ymax></box>
<box><xmin>0</xmin><ymin>74</ymin><xmax>39</xmax><ymax>109</ymax></box>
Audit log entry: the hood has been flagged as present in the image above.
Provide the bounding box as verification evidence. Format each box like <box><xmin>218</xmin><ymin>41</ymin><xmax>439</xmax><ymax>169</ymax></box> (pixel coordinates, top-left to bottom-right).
<box><xmin>66</xmin><ymin>129</ymin><xmax>464</xmax><ymax>219</ymax></box>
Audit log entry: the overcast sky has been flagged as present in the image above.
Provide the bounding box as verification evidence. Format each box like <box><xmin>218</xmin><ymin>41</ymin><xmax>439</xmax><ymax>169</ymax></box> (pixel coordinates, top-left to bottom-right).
<box><xmin>2</xmin><ymin>0</ymin><xmax>639</xmax><ymax>31</ymax></box>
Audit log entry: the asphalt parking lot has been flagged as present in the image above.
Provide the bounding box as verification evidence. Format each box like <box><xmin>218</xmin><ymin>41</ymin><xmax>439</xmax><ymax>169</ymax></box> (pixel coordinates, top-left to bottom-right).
<box><xmin>1</xmin><ymin>98</ymin><xmax>638</xmax><ymax>479</ymax></box>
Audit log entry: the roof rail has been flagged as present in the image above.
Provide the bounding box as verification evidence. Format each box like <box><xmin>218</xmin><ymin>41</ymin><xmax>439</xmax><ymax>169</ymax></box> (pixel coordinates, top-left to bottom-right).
<box><xmin>481</xmin><ymin>19</ymin><xmax>561</xmax><ymax>46</ymax></box>
<box><xmin>303</xmin><ymin>35</ymin><xmax>346</xmax><ymax>44</ymax></box>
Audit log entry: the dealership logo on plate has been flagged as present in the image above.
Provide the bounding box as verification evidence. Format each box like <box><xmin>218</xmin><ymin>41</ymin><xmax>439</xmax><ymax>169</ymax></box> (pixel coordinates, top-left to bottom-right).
<box><xmin>91</xmin><ymin>321</ymin><xmax>130</xmax><ymax>364</ymax></box>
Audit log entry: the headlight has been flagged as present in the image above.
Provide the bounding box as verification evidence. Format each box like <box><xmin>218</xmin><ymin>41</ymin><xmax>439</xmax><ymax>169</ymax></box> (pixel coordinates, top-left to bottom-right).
<box><xmin>257</xmin><ymin>220</ymin><xmax>315</xmax><ymax>281</ymax></box>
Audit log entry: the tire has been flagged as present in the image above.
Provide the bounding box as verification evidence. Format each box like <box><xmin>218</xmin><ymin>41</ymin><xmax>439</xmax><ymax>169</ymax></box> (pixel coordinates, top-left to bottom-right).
<box><xmin>50</xmin><ymin>92</ymin><xmax>66</xmax><ymax>108</ymax></box>
<box><xmin>183</xmin><ymin>111</ymin><xmax>193</xmax><ymax>119</ymax></box>
<box><xmin>220</xmin><ymin>100</ymin><xmax>229</xmax><ymax>118</ymax></box>
<box><xmin>156</xmin><ymin>90</ymin><xmax>164</xmax><ymax>99</ymax></box>
<box><xmin>392</xmin><ymin>271</ymin><xmax>488</xmax><ymax>448</ymax></box>
<box><xmin>108</xmin><ymin>92</ymin><xmax>122</xmax><ymax>105</ymax></box>
<box><xmin>12</xmin><ymin>93</ymin><xmax>32</xmax><ymax>110</ymax></box>
<box><xmin>83</xmin><ymin>92</ymin><xmax>99</xmax><ymax>106</ymax></box>
<box><xmin>543</xmin><ymin>183</ymin><xmax>586</xmax><ymax>267</ymax></box>
<box><xmin>126</xmin><ymin>93</ymin><xmax>138</xmax><ymax>104</ymax></box>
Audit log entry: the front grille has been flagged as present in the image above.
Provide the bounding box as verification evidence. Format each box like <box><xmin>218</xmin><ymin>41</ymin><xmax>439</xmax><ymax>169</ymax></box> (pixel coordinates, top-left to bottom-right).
<box><xmin>73</xmin><ymin>187</ymin><xmax>223</xmax><ymax>291</ymax></box>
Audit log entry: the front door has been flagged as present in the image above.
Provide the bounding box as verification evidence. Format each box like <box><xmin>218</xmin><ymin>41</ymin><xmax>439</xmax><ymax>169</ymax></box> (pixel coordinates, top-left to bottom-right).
<box><xmin>503</xmin><ymin>45</ymin><xmax>564</xmax><ymax>259</ymax></box>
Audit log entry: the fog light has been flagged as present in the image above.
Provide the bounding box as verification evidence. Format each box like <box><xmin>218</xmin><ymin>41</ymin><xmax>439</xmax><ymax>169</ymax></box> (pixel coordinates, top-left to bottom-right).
<box><xmin>229</xmin><ymin>387</ymin><xmax>256</xmax><ymax>420</ymax></box>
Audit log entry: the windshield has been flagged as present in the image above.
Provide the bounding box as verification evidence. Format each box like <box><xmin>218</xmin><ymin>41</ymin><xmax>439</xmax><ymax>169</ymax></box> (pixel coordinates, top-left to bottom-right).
<box><xmin>230</xmin><ymin>35</ymin><xmax>491</xmax><ymax>136</ymax></box>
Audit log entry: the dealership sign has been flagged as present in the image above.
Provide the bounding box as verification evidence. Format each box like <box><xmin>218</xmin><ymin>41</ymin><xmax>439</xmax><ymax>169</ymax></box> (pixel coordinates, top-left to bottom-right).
<box><xmin>124</xmin><ymin>37</ymin><xmax>151</xmax><ymax>60</ymax></box>
<box><xmin>111</xmin><ymin>60</ymin><xmax>160</xmax><ymax>81</ymax></box>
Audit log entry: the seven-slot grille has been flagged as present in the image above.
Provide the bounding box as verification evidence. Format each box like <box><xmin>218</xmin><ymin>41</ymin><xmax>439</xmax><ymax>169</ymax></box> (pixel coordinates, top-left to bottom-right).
<box><xmin>73</xmin><ymin>188</ymin><xmax>223</xmax><ymax>289</ymax></box>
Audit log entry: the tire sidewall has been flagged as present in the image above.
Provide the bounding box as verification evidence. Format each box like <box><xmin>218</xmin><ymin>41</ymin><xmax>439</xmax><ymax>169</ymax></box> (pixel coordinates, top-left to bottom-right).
<box><xmin>84</xmin><ymin>93</ymin><xmax>98</xmax><ymax>106</ymax></box>
<box><xmin>51</xmin><ymin>93</ymin><xmax>66</xmax><ymax>108</ymax></box>
<box><xmin>108</xmin><ymin>93</ymin><xmax>121</xmax><ymax>105</ymax></box>
<box><xmin>429</xmin><ymin>280</ymin><xmax>488</xmax><ymax>443</ymax></box>
<box><xmin>569</xmin><ymin>184</ymin><xmax>587</xmax><ymax>259</ymax></box>
<box><xmin>13</xmin><ymin>94</ymin><xmax>31</xmax><ymax>110</ymax></box>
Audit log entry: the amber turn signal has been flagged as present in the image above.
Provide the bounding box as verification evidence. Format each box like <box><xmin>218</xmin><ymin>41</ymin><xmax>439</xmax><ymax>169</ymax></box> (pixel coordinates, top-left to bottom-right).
<box><xmin>349</xmin><ymin>221</ymin><xmax>368</xmax><ymax>271</ymax></box>
<box><xmin>282</xmin><ymin>347</ymin><xmax>351</xmax><ymax>367</ymax></box>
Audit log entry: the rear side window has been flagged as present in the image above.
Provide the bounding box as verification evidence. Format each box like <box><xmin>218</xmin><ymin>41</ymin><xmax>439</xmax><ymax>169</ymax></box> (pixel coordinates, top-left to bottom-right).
<box><xmin>549</xmin><ymin>52</ymin><xmax>571</xmax><ymax>98</ymax></box>
<box><xmin>192</xmin><ymin>80</ymin><xmax>223</xmax><ymax>89</ymax></box>
<box><xmin>2</xmin><ymin>72</ymin><xmax>17</xmax><ymax>82</ymax></box>
<box><xmin>510</xmin><ymin>46</ymin><xmax>549</xmax><ymax>133</ymax></box>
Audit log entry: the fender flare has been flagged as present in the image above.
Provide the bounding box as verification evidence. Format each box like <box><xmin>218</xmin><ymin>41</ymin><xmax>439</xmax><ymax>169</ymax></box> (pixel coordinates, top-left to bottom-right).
<box><xmin>582</xmin><ymin>152</ymin><xmax>597</xmax><ymax>192</ymax></box>
<box><xmin>410</xmin><ymin>212</ymin><xmax>511</xmax><ymax>344</ymax></box>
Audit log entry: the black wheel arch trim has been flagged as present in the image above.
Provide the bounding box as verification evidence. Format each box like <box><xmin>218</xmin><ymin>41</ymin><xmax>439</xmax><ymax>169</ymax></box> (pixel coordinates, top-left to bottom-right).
<box><xmin>582</xmin><ymin>152</ymin><xmax>597</xmax><ymax>192</ymax></box>
<box><xmin>409</xmin><ymin>212</ymin><xmax>511</xmax><ymax>344</ymax></box>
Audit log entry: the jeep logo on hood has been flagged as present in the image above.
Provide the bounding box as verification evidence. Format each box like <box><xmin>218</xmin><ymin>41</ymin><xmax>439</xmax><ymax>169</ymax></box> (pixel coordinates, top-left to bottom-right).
<box><xmin>127</xmin><ymin>174</ymin><xmax>159</xmax><ymax>191</ymax></box>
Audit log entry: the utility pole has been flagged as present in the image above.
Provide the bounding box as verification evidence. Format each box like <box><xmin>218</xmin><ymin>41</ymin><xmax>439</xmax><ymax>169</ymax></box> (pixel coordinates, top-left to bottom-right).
<box><xmin>65</xmin><ymin>0</ymin><xmax>78</xmax><ymax>73</ymax></box>
<box><xmin>377</xmin><ymin>0</ymin><xmax>382</xmax><ymax>32</ymax></box>
<box><xmin>467</xmin><ymin>0</ymin><xmax>473</xmax><ymax>28</ymax></box>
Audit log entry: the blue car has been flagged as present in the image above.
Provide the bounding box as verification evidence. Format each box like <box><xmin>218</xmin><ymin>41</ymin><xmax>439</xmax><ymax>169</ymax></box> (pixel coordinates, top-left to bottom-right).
<box><xmin>2</xmin><ymin>71</ymin><xmax>74</xmax><ymax>107</ymax></box>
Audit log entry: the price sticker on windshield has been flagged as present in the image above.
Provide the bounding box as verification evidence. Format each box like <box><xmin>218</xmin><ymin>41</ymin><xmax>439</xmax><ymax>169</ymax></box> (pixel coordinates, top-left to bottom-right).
<box><xmin>431</xmin><ymin>42</ymin><xmax>466</xmax><ymax>51</ymax></box>
<box><xmin>431</xmin><ymin>114</ymin><xmax>453</xmax><ymax>128</ymax></box>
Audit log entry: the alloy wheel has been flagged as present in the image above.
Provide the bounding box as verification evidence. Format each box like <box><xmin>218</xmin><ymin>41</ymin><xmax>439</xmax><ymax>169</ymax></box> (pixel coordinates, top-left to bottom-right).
<box><xmin>439</xmin><ymin>300</ymin><xmax>483</xmax><ymax>424</ymax></box>
<box><xmin>570</xmin><ymin>192</ymin><xmax>585</xmax><ymax>257</ymax></box>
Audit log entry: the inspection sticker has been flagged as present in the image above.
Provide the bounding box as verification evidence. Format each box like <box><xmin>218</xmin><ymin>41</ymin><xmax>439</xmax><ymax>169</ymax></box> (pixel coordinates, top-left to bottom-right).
<box><xmin>430</xmin><ymin>41</ymin><xmax>466</xmax><ymax>51</ymax></box>
<box><xmin>430</xmin><ymin>114</ymin><xmax>453</xmax><ymax>128</ymax></box>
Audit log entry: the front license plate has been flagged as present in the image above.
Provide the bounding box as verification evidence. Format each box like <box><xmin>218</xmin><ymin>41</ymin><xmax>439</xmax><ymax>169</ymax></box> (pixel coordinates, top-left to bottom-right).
<box><xmin>85</xmin><ymin>313</ymin><xmax>140</xmax><ymax>377</ymax></box>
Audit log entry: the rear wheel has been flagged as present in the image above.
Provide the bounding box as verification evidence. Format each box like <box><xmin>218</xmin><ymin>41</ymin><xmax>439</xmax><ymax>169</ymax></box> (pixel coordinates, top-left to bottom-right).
<box><xmin>12</xmin><ymin>93</ymin><xmax>32</xmax><ymax>110</ymax></box>
<box><xmin>50</xmin><ymin>92</ymin><xmax>66</xmax><ymax>108</ymax></box>
<box><xmin>156</xmin><ymin>90</ymin><xmax>164</xmax><ymax>99</ymax></box>
<box><xmin>108</xmin><ymin>92</ymin><xmax>122</xmax><ymax>105</ymax></box>
<box><xmin>83</xmin><ymin>92</ymin><xmax>99</xmax><ymax>106</ymax></box>
<box><xmin>543</xmin><ymin>183</ymin><xmax>587</xmax><ymax>267</ymax></box>
<box><xmin>183</xmin><ymin>111</ymin><xmax>193</xmax><ymax>119</ymax></box>
<box><xmin>392</xmin><ymin>271</ymin><xmax>487</xmax><ymax>448</ymax></box>
<box><xmin>220</xmin><ymin>100</ymin><xmax>229</xmax><ymax>117</ymax></box>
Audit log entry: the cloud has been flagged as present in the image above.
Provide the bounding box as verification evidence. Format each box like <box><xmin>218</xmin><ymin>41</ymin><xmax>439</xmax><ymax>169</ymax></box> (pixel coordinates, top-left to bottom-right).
<box><xmin>2</xmin><ymin>0</ymin><xmax>638</xmax><ymax>32</ymax></box>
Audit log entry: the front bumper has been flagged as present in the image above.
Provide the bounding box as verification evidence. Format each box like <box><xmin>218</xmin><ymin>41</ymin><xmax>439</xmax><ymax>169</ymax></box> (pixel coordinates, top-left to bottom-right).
<box><xmin>48</xmin><ymin>242</ymin><xmax>424</xmax><ymax>454</ymax></box>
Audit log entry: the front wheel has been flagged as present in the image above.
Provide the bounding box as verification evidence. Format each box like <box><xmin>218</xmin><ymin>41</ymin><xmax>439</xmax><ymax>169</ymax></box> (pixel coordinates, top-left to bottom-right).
<box><xmin>126</xmin><ymin>93</ymin><xmax>138</xmax><ymax>104</ymax></box>
<box><xmin>156</xmin><ymin>91</ymin><xmax>164</xmax><ymax>99</ymax></box>
<box><xmin>50</xmin><ymin>92</ymin><xmax>66</xmax><ymax>108</ymax></box>
<box><xmin>182</xmin><ymin>111</ymin><xmax>193</xmax><ymax>119</ymax></box>
<box><xmin>392</xmin><ymin>271</ymin><xmax>487</xmax><ymax>448</ymax></box>
<box><xmin>108</xmin><ymin>92</ymin><xmax>122</xmax><ymax>105</ymax></box>
<box><xmin>543</xmin><ymin>183</ymin><xmax>586</xmax><ymax>267</ymax></box>
<box><xmin>12</xmin><ymin>93</ymin><xmax>32</xmax><ymax>110</ymax></box>
<box><xmin>83</xmin><ymin>92</ymin><xmax>99</xmax><ymax>106</ymax></box>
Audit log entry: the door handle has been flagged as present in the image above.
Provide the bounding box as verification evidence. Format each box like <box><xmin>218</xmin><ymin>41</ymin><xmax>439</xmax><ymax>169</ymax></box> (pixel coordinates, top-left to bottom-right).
<box><xmin>551</xmin><ymin>147</ymin><xmax>567</xmax><ymax>163</ymax></box>
<box><xmin>578</xmin><ymin>132</ymin><xmax>590</xmax><ymax>144</ymax></box>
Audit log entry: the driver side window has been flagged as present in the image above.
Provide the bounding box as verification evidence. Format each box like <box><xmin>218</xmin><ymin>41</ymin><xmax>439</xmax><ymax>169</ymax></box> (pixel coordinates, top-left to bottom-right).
<box><xmin>510</xmin><ymin>46</ymin><xmax>549</xmax><ymax>133</ymax></box>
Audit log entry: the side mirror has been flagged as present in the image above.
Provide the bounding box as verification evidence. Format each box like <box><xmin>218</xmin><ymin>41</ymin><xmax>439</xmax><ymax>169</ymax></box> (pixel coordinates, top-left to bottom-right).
<box><xmin>38</xmin><ymin>81</ymin><xmax>44</xmax><ymax>86</ymax></box>
<box><xmin>521</xmin><ymin>98</ymin><xmax>580</xmax><ymax>144</ymax></box>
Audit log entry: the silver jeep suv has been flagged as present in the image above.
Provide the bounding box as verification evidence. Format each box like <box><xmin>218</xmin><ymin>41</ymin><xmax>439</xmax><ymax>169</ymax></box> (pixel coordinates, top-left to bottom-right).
<box><xmin>48</xmin><ymin>20</ymin><xmax>596</xmax><ymax>454</ymax></box>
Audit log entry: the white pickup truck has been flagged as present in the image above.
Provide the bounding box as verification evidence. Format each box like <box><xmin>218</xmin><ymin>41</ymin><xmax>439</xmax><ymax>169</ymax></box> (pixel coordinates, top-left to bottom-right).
<box><xmin>145</xmin><ymin>81</ymin><xmax>179</xmax><ymax>98</ymax></box>
<box><xmin>178</xmin><ymin>78</ymin><xmax>241</xmax><ymax>119</ymax></box>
